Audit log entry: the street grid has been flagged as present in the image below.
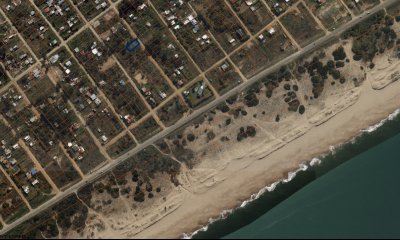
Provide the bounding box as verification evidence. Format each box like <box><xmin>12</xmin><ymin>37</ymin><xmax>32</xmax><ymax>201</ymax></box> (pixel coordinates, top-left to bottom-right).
<box><xmin>0</xmin><ymin>0</ymin><xmax>392</xmax><ymax>234</ymax></box>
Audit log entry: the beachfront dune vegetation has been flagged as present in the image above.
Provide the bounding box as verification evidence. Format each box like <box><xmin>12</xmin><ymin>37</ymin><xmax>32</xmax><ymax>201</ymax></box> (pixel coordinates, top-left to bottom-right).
<box><xmin>344</xmin><ymin>10</ymin><xmax>398</xmax><ymax>62</ymax></box>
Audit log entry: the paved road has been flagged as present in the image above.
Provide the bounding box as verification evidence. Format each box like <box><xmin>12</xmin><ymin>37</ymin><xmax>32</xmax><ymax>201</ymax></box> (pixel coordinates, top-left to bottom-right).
<box><xmin>0</xmin><ymin>0</ymin><xmax>397</xmax><ymax>234</ymax></box>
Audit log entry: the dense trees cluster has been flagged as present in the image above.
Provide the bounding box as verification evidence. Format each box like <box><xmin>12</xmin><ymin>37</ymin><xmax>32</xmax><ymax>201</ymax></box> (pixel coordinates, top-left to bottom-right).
<box><xmin>262</xmin><ymin>67</ymin><xmax>291</xmax><ymax>98</ymax></box>
<box><xmin>236</xmin><ymin>126</ymin><xmax>257</xmax><ymax>141</ymax></box>
<box><xmin>332</xmin><ymin>47</ymin><xmax>346</xmax><ymax>61</ymax></box>
<box><xmin>217</xmin><ymin>103</ymin><xmax>230</xmax><ymax>113</ymax></box>
<box><xmin>298</xmin><ymin>49</ymin><xmax>348</xmax><ymax>98</ymax></box>
<box><xmin>344</xmin><ymin>10</ymin><xmax>398</xmax><ymax>62</ymax></box>
<box><xmin>6</xmin><ymin>194</ymin><xmax>91</xmax><ymax>238</ymax></box>
<box><xmin>207</xmin><ymin>131</ymin><xmax>216</xmax><ymax>141</ymax></box>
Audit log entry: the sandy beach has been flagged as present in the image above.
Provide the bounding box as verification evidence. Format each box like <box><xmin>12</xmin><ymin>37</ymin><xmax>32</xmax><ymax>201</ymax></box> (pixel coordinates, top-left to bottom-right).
<box><xmin>133</xmin><ymin>59</ymin><xmax>400</xmax><ymax>238</ymax></box>
<box><xmin>5</xmin><ymin>6</ymin><xmax>400</xmax><ymax>238</ymax></box>
<box><xmin>56</xmin><ymin>34</ymin><xmax>400</xmax><ymax>239</ymax></box>
<box><xmin>45</xmin><ymin>35</ymin><xmax>400</xmax><ymax>239</ymax></box>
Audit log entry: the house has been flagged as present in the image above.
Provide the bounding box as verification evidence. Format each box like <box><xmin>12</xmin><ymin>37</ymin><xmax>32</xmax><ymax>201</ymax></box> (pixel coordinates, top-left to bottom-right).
<box><xmin>10</xmin><ymin>159</ymin><xmax>17</xmax><ymax>166</ymax></box>
<box><xmin>258</xmin><ymin>34</ymin><xmax>265</xmax><ymax>42</ymax></box>
<box><xmin>227</xmin><ymin>34</ymin><xmax>236</xmax><ymax>44</ymax></box>
<box><xmin>245</xmin><ymin>0</ymin><xmax>258</xmax><ymax>6</ymax></box>
<box><xmin>31</xmin><ymin>179</ymin><xmax>39</xmax><ymax>186</ymax></box>
<box><xmin>30</xmin><ymin>168</ymin><xmax>38</xmax><ymax>176</ymax></box>
<box><xmin>197</xmin><ymin>83</ymin><xmax>205</xmax><ymax>97</ymax></box>
<box><xmin>101</xmin><ymin>135</ymin><xmax>108</xmax><ymax>143</ymax></box>
<box><xmin>22</xmin><ymin>185</ymin><xmax>30</xmax><ymax>194</ymax></box>
<box><xmin>221</xmin><ymin>62</ymin><xmax>230</xmax><ymax>72</ymax></box>
<box><xmin>235</xmin><ymin>28</ymin><xmax>245</xmax><ymax>39</ymax></box>
<box><xmin>267</xmin><ymin>27</ymin><xmax>276</xmax><ymax>36</ymax></box>
<box><xmin>24</xmin><ymin>135</ymin><xmax>31</xmax><ymax>142</ymax></box>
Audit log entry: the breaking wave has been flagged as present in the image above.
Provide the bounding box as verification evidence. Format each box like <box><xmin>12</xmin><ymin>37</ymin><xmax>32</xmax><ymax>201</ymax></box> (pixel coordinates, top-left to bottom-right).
<box><xmin>361</xmin><ymin>109</ymin><xmax>400</xmax><ymax>133</ymax></box>
<box><xmin>181</xmin><ymin>163</ymin><xmax>310</xmax><ymax>239</ymax></box>
<box><xmin>182</xmin><ymin>108</ymin><xmax>400</xmax><ymax>239</ymax></box>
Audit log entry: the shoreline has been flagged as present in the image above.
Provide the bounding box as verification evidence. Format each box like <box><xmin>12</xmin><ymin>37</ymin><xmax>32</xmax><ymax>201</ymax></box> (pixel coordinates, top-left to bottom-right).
<box><xmin>135</xmin><ymin>75</ymin><xmax>400</xmax><ymax>239</ymax></box>
<box><xmin>185</xmin><ymin>106</ymin><xmax>400</xmax><ymax>239</ymax></box>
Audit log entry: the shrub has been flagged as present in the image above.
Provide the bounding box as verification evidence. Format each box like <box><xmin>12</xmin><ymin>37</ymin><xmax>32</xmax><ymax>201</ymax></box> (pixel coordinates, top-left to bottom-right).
<box><xmin>187</xmin><ymin>133</ymin><xmax>195</xmax><ymax>142</ymax></box>
<box><xmin>332</xmin><ymin>47</ymin><xmax>346</xmax><ymax>61</ymax></box>
<box><xmin>298</xmin><ymin>105</ymin><xmax>305</xmax><ymax>115</ymax></box>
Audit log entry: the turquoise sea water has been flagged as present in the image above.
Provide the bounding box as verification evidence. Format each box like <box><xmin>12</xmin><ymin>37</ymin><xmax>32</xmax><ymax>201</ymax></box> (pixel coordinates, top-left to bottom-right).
<box><xmin>192</xmin><ymin>110</ymin><xmax>400</xmax><ymax>239</ymax></box>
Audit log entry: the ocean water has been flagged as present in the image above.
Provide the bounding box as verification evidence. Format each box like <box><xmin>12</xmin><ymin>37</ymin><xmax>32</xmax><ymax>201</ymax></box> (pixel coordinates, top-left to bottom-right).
<box><xmin>190</xmin><ymin>109</ymin><xmax>400</xmax><ymax>239</ymax></box>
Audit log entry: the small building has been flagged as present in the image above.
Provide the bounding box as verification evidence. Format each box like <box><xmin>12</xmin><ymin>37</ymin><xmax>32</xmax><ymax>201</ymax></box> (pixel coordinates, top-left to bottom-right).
<box><xmin>101</xmin><ymin>135</ymin><xmax>108</xmax><ymax>143</ymax></box>
<box><xmin>30</xmin><ymin>168</ymin><xmax>38</xmax><ymax>176</ymax></box>
<box><xmin>267</xmin><ymin>27</ymin><xmax>276</xmax><ymax>36</ymax></box>
<box><xmin>221</xmin><ymin>62</ymin><xmax>230</xmax><ymax>72</ymax></box>
<box><xmin>227</xmin><ymin>34</ymin><xmax>236</xmax><ymax>44</ymax></box>
<box><xmin>10</xmin><ymin>159</ymin><xmax>17</xmax><ymax>166</ymax></box>
<box><xmin>31</xmin><ymin>179</ymin><xmax>39</xmax><ymax>186</ymax></box>
<box><xmin>22</xmin><ymin>185</ymin><xmax>30</xmax><ymax>194</ymax></box>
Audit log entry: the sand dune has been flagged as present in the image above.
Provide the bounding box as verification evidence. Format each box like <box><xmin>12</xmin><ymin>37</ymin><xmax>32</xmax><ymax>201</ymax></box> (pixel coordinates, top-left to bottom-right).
<box><xmin>133</xmin><ymin>54</ymin><xmax>400</xmax><ymax>239</ymax></box>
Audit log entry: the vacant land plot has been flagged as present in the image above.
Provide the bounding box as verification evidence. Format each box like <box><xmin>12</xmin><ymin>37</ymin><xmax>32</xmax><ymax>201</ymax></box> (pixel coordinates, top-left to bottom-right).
<box><xmin>131</xmin><ymin>116</ymin><xmax>162</xmax><ymax>143</ymax></box>
<box><xmin>18</xmin><ymin>69</ymin><xmax>106</xmax><ymax>174</ymax></box>
<box><xmin>72</xmin><ymin>129</ymin><xmax>107</xmax><ymax>174</ymax></box>
<box><xmin>231</xmin><ymin>40</ymin><xmax>270</xmax><ymax>78</ymax></box>
<box><xmin>0</xmin><ymin>14</ymin><xmax>36</xmax><ymax>77</ymax></box>
<box><xmin>0</xmin><ymin>86</ymin><xmax>27</xmax><ymax>126</ymax></box>
<box><xmin>183</xmin><ymin>80</ymin><xmax>215</xmax><ymax>109</ymax></box>
<box><xmin>387</xmin><ymin>2</ymin><xmax>400</xmax><ymax>18</ymax></box>
<box><xmin>343</xmin><ymin>0</ymin><xmax>380</xmax><ymax>15</ymax></box>
<box><xmin>265</xmin><ymin>0</ymin><xmax>300</xmax><ymax>16</ymax></box>
<box><xmin>206</xmin><ymin>60</ymin><xmax>243</xmax><ymax>95</ymax></box>
<box><xmin>0</xmin><ymin>65</ymin><xmax>10</xmax><ymax>89</ymax></box>
<box><xmin>97</xmin><ymin>61</ymin><xmax>149</xmax><ymax>125</ymax></box>
<box><xmin>34</xmin><ymin>0</ymin><xmax>84</xmax><ymax>40</ymax></box>
<box><xmin>68</xmin><ymin>29</ymin><xmax>111</xmax><ymax>74</ymax></box>
<box><xmin>0</xmin><ymin>124</ymin><xmax>54</xmax><ymax>209</ymax></box>
<box><xmin>0</xmin><ymin>170</ymin><xmax>29</xmax><ymax>223</ymax></box>
<box><xmin>5</xmin><ymin>194</ymin><xmax>87</xmax><ymax>238</ymax></box>
<box><xmin>119</xmin><ymin>2</ymin><xmax>199</xmax><ymax>88</ymax></box>
<box><xmin>157</xmin><ymin>96</ymin><xmax>188</xmax><ymax>127</ymax></box>
<box><xmin>111</xmin><ymin>145</ymin><xmax>180</xmax><ymax>187</ymax></box>
<box><xmin>34</xmin><ymin>144</ymin><xmax>81</xmax><ymax>190</ymax></box>
<box><xmin>191</xmin><ymin>0</ymin><xmax>249</xmax><ymax>53</ymax></box>
<box><xmin>28</xmin><ymin>108</ymin><xmax>107</xmax><ymax>175</ymax></box>
<box><xmin>38</xmin><ymin>101</ymin><xmax>105</xmax><ymax>174</ymax></box>
<box><xmin>1</xmin><ymin>105</ymin><xmax>36</xmax><ymax>137</ymax></box>
<box><xmin>93</xmin><ymin>10</ymin><xmax>172</xmax><ymax>108</ymax></box>
<box><xmin>69</xmin><ymin>29</ymin><xmax>149</xmax><ymax>125</ymax></box>
<box><xmin>86</xmin><ymin>107</ymin><xmax>123</xmax><ymax>145</ymax></box>
<box><xmin>228</xmin><ymin>0</ymin><xmax>274</xmax><ymax>34</ymax></box>
<box><xmin>0</xmin><ymin>0</ymin><xmax>60</xmax><ymax>58</ymax></box>
<box><xmin>280</xmin><ymin>2</ymin><xmax>325</xmax><ymax>47</ymax></box>
<box><xmin>152</xmin><ymin>0</ymin><xmax>225</xmax><ymax>70</ymax></box>
<box><xmin>46</xmin><ymin>48</ymin><xmax>123</xmax><ymax>144</ymax></box>
<box><xmin>232</xmin><ymin>23</ymin><xmax>297</xmax><ymax>78</ymax></box>
<box><xmin>257</xmin><ymin>23</ymin><xmax>297</xmax><ymax>64</ymax></box>
<box><xmin>71</xmin><ymin>0</ymin><xmax>110</xmax><ymax>21</ymax></box>
<box><xmin>18</xmin><ymin>68</ymin><xmax>56</xmax><ymax>106</ymax></box>
<box><xmin>305</xmin><ymin>0</ymin><xmax>352</xmax><ymax>31</ymax></box>
<box><xmin>106</xmin><ymin>133</ymin><xmax>136</xmax><ymax>159</ymax></box>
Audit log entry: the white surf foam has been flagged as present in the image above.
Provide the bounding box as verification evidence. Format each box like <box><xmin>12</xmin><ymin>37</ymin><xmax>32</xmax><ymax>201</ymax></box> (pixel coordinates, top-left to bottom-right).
<box><xmin>361</xmin><ymin>109</ymin><xmax>400</xmax><ymax>133</ymax></box>
<box><xmin>182</xmin><ymin>108</ymin><xmax>400</xmax><ymax>239</ymax></box>
<box><xmin>181</xmin><ymin>163</ymin><xmax>309</xmax><ymax>239</ymax></box>
<box><xmin>310</xmin><ymin>158</ymin><xmax>322</xmax><ymax>167</ymax></box>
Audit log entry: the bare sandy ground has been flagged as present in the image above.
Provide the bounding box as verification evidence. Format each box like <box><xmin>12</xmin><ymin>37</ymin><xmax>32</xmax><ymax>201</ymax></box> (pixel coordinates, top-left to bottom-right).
<box><xmin>133</xmin><ymin>61</ymin><xmax>400</xmax><ymax>238</ymax></box>
<box><xmin>75</xmin><ymin>43</ymin><xmax>400</xmax><ymax>239</ymax></box>
<box><xmin>59</xmin><ymin>28</ymin><xmax>400</xmax><ymax>239</ymax></box>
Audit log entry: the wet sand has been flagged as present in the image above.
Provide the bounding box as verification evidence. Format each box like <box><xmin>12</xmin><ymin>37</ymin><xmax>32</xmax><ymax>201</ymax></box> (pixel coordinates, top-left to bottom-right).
<box><xmin>135</xmin><ymin>69</ymin><xmax>400</xmax><ymax>239</ymax></box>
